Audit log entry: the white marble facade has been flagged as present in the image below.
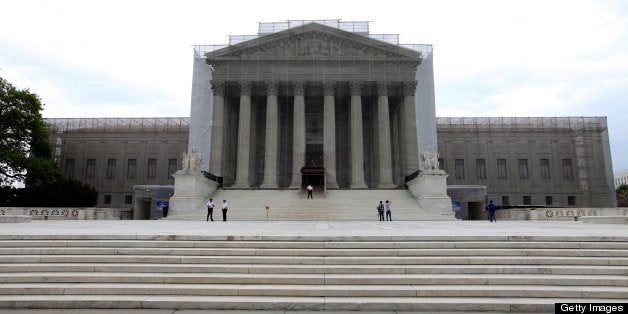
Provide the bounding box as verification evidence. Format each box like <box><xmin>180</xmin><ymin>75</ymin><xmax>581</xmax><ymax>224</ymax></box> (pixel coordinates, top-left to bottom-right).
<box><xmin>194</xmin><ymin>22</ymin><xmax>436</xmax><ymax>190</ymax></box>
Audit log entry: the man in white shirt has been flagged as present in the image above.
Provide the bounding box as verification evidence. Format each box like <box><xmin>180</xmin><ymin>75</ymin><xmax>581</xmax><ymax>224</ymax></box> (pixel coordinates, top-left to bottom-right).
<box><xmin>221</xmin><ymin>200</ymin><xmax>229</xmax><ymax>221</ymax></box>
<box><xmin>307</xmin><ymin>184</ymin><xmax>313</xmax><ymax>199</ymax></box>
<box><xmin>206</xmin><ymin>198</ymin><xmax>214</xmax><ymax>221</ymax></box>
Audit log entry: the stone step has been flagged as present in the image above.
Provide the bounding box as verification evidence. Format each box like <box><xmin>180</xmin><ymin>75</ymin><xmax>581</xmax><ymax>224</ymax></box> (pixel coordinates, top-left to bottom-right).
<box><xmin>0</xmin><ymin>239</ymin><xmax>626</xmax><ymax>248</ymax></box>
<box><xmin>3</xmin><ymin>239</ymin><xmax>628</xmax><ymax>249</ymax></box>
<box><xmin>2</xmin><ymin>247</ymin><xmax>628</xmax><ymax>258</ymax></box>
<box><xmin>0</xmin><ymin>283</ymin><xmax>627</xmax><ymax>299</ymax></box>
<box><xmin>0</xmin><ymin>294</ymin><xmax>624</xmax><ymax>311</ymax></box>
<box><xmin>2</xmin><ymin>272</ymin><xmax>628</xmax><ymax>286</ymax></box>
<box><xmin>2</xmin><ymin>263</ymin><xmax>628</xmax><ymax>275</ymax></box>
<box><xmin>1</xmin><ymin>254</ymin><xmax>627</xmax><ymax>265</ymax></box>
<box><xmin>168</xmin><ymin>189</ymin><xmax>454</xmax><ymax>221</ymax></box>
<box><xmin>3</xmin><ymin>234</ymin><xmax>627</xmax><ymax>242</ymax></box>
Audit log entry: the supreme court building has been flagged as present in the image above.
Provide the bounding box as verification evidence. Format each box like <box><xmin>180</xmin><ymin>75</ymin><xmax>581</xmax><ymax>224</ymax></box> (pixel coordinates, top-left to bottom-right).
<box><xmin>45</xmin><ymin>20</ymin><xmax>617</xmax><ymax>219</ymax></box>
<box><xmin>190</xmin><ymin>20</ymin><xmax>438</xmax><ymax>190</ymax></box>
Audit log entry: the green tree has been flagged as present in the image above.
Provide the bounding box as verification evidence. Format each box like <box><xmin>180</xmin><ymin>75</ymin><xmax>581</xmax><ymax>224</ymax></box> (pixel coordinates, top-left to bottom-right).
<box><xmin>0</xmin><ymin>76</ymin><xmax>50</xmax><ymax>186</ymax></box>
<box><xmin>617</xmin><ymin>184</ymin><xmax>628</xmax><ymax>207</ymax></box>
<box><xmin>0</xmin><ymin>75</ymin><xmax>97</xmax><ymax>206</ymax></box>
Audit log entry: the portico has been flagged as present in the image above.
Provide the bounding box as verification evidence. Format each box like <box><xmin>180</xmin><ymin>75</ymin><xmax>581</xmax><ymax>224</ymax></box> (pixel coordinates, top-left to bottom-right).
<box><xmin>204</xmin><ymin>23</ymin><xmax>422</xmax><ymax>190</ymax></box>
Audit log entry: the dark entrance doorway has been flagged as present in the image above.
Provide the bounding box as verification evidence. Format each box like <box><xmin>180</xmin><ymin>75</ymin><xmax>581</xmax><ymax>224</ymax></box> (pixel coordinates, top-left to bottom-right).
<box><xmin>301</xmin><ymin>166</ymin><xmax>325</xmax><ymax>195</ymax></box>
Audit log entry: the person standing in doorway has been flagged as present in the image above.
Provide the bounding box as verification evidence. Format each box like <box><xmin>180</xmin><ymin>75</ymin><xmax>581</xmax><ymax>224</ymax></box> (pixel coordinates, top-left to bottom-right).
<box><xmin>221</xmin><ymin>200</ymin><xmax>229</xmax><ymax>222</ymax></box>
<box><xmin>487</xmin><ymin>200</ymin><xmax>497</xmax><ymax>222</ymax></box>
<box><xmin>206</xmin><ymin>198</ymin><xmax>214</xmax><ymax>221</ymax></box>
<box><xmin>306</xmin><ymin>184</ymin><xmax>313</xmax><ymax>199</ymax></box>
<box><xmin>377</xmin><ymin>201</ymin><xmax>385</xmax><ymax>221</ymax></box>
<box><xmin>385</xmin><ymin>200</ymin><xmax>392</xmax><ymax>221</ymax></box>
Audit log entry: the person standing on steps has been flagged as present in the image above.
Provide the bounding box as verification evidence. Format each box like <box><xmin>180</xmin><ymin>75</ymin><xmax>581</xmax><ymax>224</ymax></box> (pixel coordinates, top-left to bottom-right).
<box><xmin>487</xmin><ymin>200</ymin><xmax>497</xmax><ymax>222</ymax></box>
<box><xmin>377</xmin><ymin>201</ymin><xmax>385</xmax><ymax>221</ymax></box>
<box><xmin>385</xmin><ymin>200</ymin><xmax>392</xmax><ymax>221</ymax></box>
<box><xmin>206</xmin><ymin>198</ymin><xmax>214</xmax><ymax>221</ymax></box>
<box><xmin>306</xmin><ymin>183</ymin><xmax>313</xmax><ymax>199</ymax></box>
<box><xmin>221</xmin><ymin>199</ymin><xmax>229</xmax><ymax>221</ymax></box>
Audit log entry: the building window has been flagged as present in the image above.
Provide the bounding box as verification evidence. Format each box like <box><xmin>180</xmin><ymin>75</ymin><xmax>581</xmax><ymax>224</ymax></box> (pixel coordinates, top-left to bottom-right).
<box><xmin>454</xmin><ymin>159</ymin><xmax>465</xmax><ymax>180</ymax></box>
<box><xmin>540</xmin><ymin>159</ymin><xmax>550</xmax><ymax>179</ymax></box>
<box><xmin>104</xmin><ymin>195</ymin><xmax>112</xmax><ymax>205</ymax></box>
<box><xmin>86</xmin><ymin>159</ymin><xmax>96</xmax><ymax>179</ymax></box>
<box><xmin>127</xmin><ymin>159</ymin><xmax>137</xmax><ymax>179</ymax></box>
<box><xmin>497</xmin><ymin>158</ymin><xmax>507</xmax><ymax>179</ymax></box>
<box><xmin>147</xmin><ymin>159</ymin><xmax>157</xmax><ymax>179</ymax></box>
<box><xmin>568</xmin><ymin>196</ymin><xmax>576</xmax><ymax>206</ymax></box>
<box><xmin>168</xmin><ymin>159</ymin><xmax>177</xmax><ymax>178</ymax></box>
<box><xmin>502</xmin><ymin>196</ymin><xmax>510</xmax><ymax>206</ymax></box>
<box><xmin>518</xmin><ymin>159</ymin><xmax>529</xmax><ymax>180</ymax></box>
<box><xmin>562</xmin><ymin>159</ymin><xmax>573</xmax><ymax>180</ymax></box>
<box><xmin>106</xmin><ymin>159</ymin><xmax>116</xmax><ymax>179</ymax></box>
<box><xmin>64</xmin><ymin>159</ymin><xmax>75</xmax><ymax>179</ymax></box>
<box><xmin>545</xmin><ymin>196</ymin><xmax>553</xmax><ymax>206</ymax></box>
<box><xmin>438</xmin><ymin>158</ymin><xmax>444</xmax><ymax>170</ymax></box>
<box><xmin>523</xmin><ymin>195</ymin><xmax>531</xmax><ymax>205</ymax></box>
<box><xmin>476</xmin><ymin>159</ymin><xmax>486</xmax><ymax>180</ymax></box>
<box><xmin>124</xmin><ymin>195</ymin><xmax>133</xmax><ymax>205</ymax></box>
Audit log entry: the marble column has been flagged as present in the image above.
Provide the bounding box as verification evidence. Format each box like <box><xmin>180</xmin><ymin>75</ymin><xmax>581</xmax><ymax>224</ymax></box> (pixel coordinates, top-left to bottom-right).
<box><xmin>209</xmin><ymin>81</ymin><xmax>225</xmax><ymax>177</ymax></box>
<box><xmin>403</xmin><ymin>81</ymin><xmax>420</xmax><ymax>176</ymax></box>
<box><xmin>322</xmin><ymin>81</ymin><xmax>339</xmax><ymax>189</ymax></box>
<box><xmin>233</xmin><ymin>81</ymin><xmax>252</xmax><ymax>188</ymax></box>
<box><xmin>377</xmin><ymin>82</ymin><xmax>395</xmax><ymax>188</ymax></box>
<box><xmin>349</xmin><ymin>81</ymin><xmax>367</xmax><ymax>188</ymax></box>
<box><xmin>289</xmin><ymin>81</ymin><xmax>306</xmax><ymax>189</ymax></box>
<box><xmin>261</xmin><ymin>81</ymin><xmax>279</xmax><ymax>188</ymax></box>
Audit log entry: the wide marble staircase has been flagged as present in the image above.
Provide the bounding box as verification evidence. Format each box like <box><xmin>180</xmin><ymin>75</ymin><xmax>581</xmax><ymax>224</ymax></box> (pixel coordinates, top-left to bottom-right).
<box><xmin>169</xmin><ymin>189</ymin><xmax>453</xmax><ymax>221</ymax></box>
<box><xmin>0</xmin><ymin>234</ymin><xmax>627</xmax><ymax>311</ymax></box>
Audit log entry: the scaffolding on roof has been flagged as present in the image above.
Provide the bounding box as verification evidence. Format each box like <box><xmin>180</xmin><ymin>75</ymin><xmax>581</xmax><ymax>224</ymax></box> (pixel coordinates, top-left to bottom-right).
<box><xmin>436</xmin><ymin>116</ymin><xmax>607</xmax><ymax>132</ymax></box>
<box><xmin>193</xmin><ymin>19</ymin><xmax>431</xmax><ymax>56</ymax></box>
<box><xmin>258</xmin><ymin>19</ymin><xmax>370</xmax><ymax>35</ymax></box>
<box><xmin>45</xmin><ymin>117</ymin><xmax>190</xmax><ymax>133</ymax></box>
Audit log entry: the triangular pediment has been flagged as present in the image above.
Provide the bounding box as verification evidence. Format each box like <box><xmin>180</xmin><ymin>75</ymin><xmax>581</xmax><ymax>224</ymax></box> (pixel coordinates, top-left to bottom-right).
<box><xmin>205</xmin><ymin>23</ymin><xmax>421</xmax><ymax>61</ymax></box>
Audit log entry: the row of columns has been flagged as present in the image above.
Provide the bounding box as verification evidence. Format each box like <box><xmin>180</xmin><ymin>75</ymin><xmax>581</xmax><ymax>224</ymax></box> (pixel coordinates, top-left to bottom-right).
<box><xmin>209</xmin><ymin>80</ymin><xmax>418</xmax><ymax>189</ymax></box>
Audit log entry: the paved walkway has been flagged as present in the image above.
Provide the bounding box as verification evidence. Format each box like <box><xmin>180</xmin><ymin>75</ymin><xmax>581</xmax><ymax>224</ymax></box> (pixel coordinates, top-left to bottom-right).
<box><xmin>1</xmin><ymin>220</ymin><xmax>627</xmax><ymax>239</ymax></box>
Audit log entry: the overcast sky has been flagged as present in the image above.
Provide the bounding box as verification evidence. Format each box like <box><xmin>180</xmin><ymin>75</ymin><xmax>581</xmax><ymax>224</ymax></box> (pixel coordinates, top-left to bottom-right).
<box><xmin>1</xmin><ymin>0</ymin><xmax>627</xmax><ymax>171</ymax></box>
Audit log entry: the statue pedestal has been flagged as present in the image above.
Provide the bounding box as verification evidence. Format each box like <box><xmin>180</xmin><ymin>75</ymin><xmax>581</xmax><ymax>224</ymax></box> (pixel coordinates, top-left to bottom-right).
<box><xmin>407</xmin><ymin>170</ymin><xmax>454</xmax><ymax>216</ymax></box>
<box><xmin>168</xmin><ymin>171</ymin><xmax>218</xmax><ymax>218</ymax></box>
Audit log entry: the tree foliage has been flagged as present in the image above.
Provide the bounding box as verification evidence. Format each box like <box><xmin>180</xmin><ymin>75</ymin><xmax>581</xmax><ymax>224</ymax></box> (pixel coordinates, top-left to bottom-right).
<box><xmin>618</xmin><ymin>184</ymin><xmax>628</xmax><ymax>207</ymax></box>
<box><xmin>0</xmin><ymin>76</ymin><xmax>97</xmax><ymax>206</ymax></box>
<box><xmin>0</xmin><ymin>76</ymin><xmax>50</xmax><ymax>185</ymax></box>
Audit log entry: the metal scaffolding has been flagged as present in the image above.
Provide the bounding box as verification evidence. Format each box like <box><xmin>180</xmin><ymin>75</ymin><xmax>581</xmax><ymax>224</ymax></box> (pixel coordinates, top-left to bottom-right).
<box><xmin>45</xmin><ymin>117</ymin><xmax>190</xmax><ymax>133</ymax></box>
<box><xmin>436</xmin><ymin>116</ymin><xmax>607</xmax><ymax>132</ymax></box>
<box><xmin>193</xmin><ymin>19</ymin><xmax>431</xmax><ymax>55</ymax></box>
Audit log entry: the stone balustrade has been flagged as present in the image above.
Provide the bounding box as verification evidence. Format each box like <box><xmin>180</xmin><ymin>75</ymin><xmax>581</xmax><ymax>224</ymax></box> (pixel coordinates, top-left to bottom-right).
<box><xmin>0</xmin><ymin>207</ymin><xmax>133</xmax><ymax>221</ymax></box>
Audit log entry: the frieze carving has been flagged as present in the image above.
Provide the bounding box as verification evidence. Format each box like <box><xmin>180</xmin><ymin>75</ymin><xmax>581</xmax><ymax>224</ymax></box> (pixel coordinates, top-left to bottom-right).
<box><xmin>210</xmin><ymin>81</ymin><xmax>226</xmax><ymax>97</ymax></box>
<box><xmin>217</xmin><ymin>31</ymin><xmax>406</xmax><ymax>59</ymax></box>
<box><xmin>403</xmin><ymin>81</ymin><xmax>417</xmax><ymax>97</ymax></box>
<box><xmin>240</xmin><ymin>81</ymin><xmax>252</xmax><ymax>96</ymax></box>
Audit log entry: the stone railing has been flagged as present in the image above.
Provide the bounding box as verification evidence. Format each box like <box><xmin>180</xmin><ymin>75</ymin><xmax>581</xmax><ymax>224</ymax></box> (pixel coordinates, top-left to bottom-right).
<box><xmin>0</xmin><ymin>207</ymin><xmax>133</xmax><ymax>220</ymax></box>
<box><xmin>477</xmin><ymin>207</ymin><xmax>628</xmax><ymax>221</ymax></box>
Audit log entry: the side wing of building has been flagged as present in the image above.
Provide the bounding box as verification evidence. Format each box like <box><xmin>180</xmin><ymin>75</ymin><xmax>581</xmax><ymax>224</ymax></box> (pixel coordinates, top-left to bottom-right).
<box><xmin>46</xmin><ymin>118</ymin><xmax>189</xmax><ymax>208</ymax></box>
<box><xmin>437</xmin><ymin>117</ymin><xmax>616</xmax><ymax>208</ymax></box>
